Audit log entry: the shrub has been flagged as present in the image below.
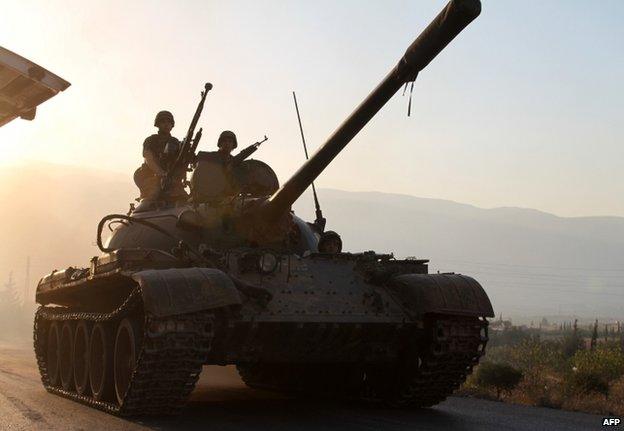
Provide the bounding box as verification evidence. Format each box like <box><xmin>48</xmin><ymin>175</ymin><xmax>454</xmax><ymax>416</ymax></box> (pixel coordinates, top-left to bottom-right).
<box><xmin>561</xmin><ymin>332</ymin><xmax>583</xmax><ymax>358</ymax></box>
<box><xmin>475</xmin><ymin>362</ymin><xmax>523</xmax><ymax>399</ymax></box>
<box><xmin>566</xmin><ymin>347</ymin><xmax>624</xmax><ymax>398</ymax></box>
<box><xmin>566</xmin><ymin>370</ymin><xmax>609</xmax><ymax>397</ymax></box>
<box><xmin>572</xmin><ymin>348</ymin><xmax>624</xmax><ymax>383</ymax></box>
<box><xmin>509</xmin><ymin>371</ymin><xmax>563</xmax><ymax>409</ymax></box>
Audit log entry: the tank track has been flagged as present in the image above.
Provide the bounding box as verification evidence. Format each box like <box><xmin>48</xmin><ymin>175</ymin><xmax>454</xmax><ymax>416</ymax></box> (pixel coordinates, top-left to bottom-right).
<box><xmin>362</xmin><ymin>314</ymin><xmax>488</xmax><ymax>408</ymax></box>
<box><xmin>33</xmin><ymin>287</ymin><xmax>214</xmax><ymax>416</ymax></box>
<box><xmin>237</xmin><ymin>315</ymin><xmax>488</xmax><ymax>408</ymax></box>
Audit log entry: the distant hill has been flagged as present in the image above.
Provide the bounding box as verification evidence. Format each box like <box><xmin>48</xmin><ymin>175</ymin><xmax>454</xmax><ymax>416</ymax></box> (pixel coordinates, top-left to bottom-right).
<box><xmin>1</xmin><ymin>162</ymin><xmax>623</xmax><ymax>319</ymax></box>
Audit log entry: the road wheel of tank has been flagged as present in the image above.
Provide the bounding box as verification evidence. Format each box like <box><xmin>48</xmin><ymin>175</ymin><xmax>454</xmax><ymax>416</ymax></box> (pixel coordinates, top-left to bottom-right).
<box><xmin>89</xmin><ymin>322</ymin><xmax>115</xmax><ymax>401</ymax></box>
<box><xmin>46</xmin><ymin>321</ymin><xmax>61</xmax><ymax>387</ymax></box>
<box><xmin>60</xmin><ymin>321</ymin><xmax>75</xmax><ymax>391</ymax></box>
<box><xmin>73</xmin><ymin>320</ymin><xmax>91</xmax><ymax>395</ymax></box>
<box><xmin>114</xmin><ymin>317</ymin><xmax>141</xmax><ymax>406</ymax></box>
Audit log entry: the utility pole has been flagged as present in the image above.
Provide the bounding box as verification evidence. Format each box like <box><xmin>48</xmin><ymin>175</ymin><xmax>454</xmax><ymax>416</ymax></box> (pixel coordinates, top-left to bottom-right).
<box><xmin>3</xmin><ymin>271</ymin><xmax>15</xmax><ymax>291</ymax></box>
<box><xmin>2</xmin><ymin>270</ymin><xmax>18</xmax><ymax>305</ymax></box>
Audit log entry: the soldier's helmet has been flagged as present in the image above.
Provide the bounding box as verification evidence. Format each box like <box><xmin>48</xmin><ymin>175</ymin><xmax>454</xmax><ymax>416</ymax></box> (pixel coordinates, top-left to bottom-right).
<box><xmin>154</xmin><ymin>110</ymin><xmax>175</xmax><ymax>127</ymax></box>
<box><xmin>318</xmin><ymin>230</ymin><xmax>342</xmax><ymax>253</ymax></box>
<box><xmin>218</xmin><ymin>130</ymin><xmax>238</xmax><ymax>149</ymax></box>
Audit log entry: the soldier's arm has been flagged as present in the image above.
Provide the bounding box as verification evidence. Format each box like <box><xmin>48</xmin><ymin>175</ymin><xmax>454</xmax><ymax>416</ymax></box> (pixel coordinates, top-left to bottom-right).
<box><xmin>142</xmin><ymin>137</ymin><xmax>166</xmax><ymax>176</ymax></box>
<box><xmin>143</xmin><ymin>151</ymin><xmax>166</xmax><ymax>176</ymax></box>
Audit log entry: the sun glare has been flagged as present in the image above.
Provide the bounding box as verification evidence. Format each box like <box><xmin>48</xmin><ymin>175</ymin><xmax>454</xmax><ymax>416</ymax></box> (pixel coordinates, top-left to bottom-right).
<box><xmin>0</xmin><ymin>125</ymin><xmax>31</xmax><ymax>167</ymax></box>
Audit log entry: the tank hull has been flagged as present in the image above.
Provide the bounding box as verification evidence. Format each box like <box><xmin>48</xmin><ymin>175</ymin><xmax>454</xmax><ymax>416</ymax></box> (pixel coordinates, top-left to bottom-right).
<box><xmin>34</xmin><ymin>248</ymin><xmax>492</xmax><ymax>415</ymax></box>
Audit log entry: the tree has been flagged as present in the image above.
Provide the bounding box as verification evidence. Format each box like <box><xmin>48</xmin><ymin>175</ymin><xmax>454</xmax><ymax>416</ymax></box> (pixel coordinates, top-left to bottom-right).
<box><xmin>591</xmin><ymin>320</ymin><xmax>598</xmax><ymax>351</ymax></box>
<box><xmin>566</xmin><ymin>370</ymin><xmax>609</xmax><ymax>398</ymax></box>
<box><xmin>475</xmin><ymin>362</ymin><xmax>523</xmax><ymax>399</ymax></box>
<box><xmin>562</xmin><ymin>318</ymin><xmax>583</xmax><ymax>358</ymax></box>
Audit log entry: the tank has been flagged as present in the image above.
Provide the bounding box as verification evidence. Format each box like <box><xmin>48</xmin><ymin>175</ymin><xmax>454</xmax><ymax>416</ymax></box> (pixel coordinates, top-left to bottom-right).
<box><xmin>33</xmin><ymin>0</ymin><xmax>493</xmax><ymax>416</ymax></box>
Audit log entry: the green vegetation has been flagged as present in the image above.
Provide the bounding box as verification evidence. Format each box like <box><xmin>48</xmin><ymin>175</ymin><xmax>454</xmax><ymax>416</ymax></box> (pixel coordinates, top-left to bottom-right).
<box><xmin>566</xmin><ymin>348</ymin><xmax>624</xmax><ymax>398</ymax></box>
<box><xmin>461</xmin><ymin>322</ymin><xmax>624</xmax><ymax>415</ymax></box>
<box><xmin>475</xmin><ymin>362</ymin><xmax>523</xmax><ymax>399</ymax></box>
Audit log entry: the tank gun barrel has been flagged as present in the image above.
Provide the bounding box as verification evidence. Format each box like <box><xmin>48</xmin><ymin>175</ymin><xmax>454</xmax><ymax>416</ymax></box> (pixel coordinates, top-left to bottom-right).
<box><xmin>261</xmin><ymin>0</ymin><xmax>481</xmax><ymax>221</ymax></box>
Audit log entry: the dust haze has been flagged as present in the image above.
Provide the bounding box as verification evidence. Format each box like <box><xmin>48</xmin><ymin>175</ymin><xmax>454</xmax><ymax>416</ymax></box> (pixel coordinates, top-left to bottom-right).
<box><xmin>1</xmin><ymin>161</ymin><xmax>623</xmax><ymax>343</ymax></box>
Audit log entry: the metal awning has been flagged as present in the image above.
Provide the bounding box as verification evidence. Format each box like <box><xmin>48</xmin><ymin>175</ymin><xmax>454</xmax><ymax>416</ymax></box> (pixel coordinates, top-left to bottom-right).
<box><xmin>0</xmin><ymin>46</ymin><xmax>70</xmax><ymax>128</ymax></box>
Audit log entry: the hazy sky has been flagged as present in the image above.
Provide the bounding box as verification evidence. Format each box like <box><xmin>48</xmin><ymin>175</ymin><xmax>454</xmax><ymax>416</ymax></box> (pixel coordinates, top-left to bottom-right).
<box><xmin>2</xmin><ymin>0</ymin><xmax>623</xmax><ymax>217</ymax></box>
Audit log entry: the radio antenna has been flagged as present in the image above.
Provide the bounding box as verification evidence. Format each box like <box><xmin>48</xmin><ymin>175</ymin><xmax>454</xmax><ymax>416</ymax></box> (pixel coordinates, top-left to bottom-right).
<box><xmin>292</xmin><ymin>91</ymin><xmax>325</xmax><ymax>232</ymax></box>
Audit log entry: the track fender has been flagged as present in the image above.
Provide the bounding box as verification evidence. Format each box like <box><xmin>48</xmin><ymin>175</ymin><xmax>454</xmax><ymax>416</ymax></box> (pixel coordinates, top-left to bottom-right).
<box><xmin>132</xmin><ymin>268</ymin><xmax>242</xmax><ymax>317</ymax></box>
<box><xmin>389</xmin><ymin>273</ymin><xmax>494</xmax><ymax>318</ymax></box>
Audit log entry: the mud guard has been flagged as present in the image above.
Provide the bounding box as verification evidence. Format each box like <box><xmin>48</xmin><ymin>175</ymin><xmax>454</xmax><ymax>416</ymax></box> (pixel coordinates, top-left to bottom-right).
<box><xmin>132</xmin><ymin>268</ymin><xmax>242</xmax><ymax>317</ymax></box>
<box><xmin>389</xmin><ymin>273</ymin><xmax>494</xmax><ymax>318</ymax></box>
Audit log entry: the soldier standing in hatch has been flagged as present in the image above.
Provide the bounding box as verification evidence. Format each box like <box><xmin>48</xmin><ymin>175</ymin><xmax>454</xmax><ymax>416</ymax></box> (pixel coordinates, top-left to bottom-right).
<box><xmin>318</xmin><ymin>231</ymin><xmax>342</xmax><ymax>253</ymax></box>
<box><xmin>215</xmin><ymin>130</ymin><xmax>238</xmax><ymax>165</ymax></box>
<box><xmin>134</xmin><ymin>111</ymin><xmax>182</xmax><ymax>200</ymax></box>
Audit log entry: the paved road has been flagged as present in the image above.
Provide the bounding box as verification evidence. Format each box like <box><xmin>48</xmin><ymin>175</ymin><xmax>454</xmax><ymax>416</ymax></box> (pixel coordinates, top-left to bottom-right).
<box><xmin>0</xmin><ymin>342</ymin><xmax>608</xmax><ymax>431</ymax></box>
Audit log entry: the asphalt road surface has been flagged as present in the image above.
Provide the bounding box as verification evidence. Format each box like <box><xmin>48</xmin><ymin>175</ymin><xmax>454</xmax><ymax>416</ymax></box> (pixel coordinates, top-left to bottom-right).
<box><xmin>0</xmin><ymin>341</ymin><xmax>608</xmax><ymax>431</ymax></box>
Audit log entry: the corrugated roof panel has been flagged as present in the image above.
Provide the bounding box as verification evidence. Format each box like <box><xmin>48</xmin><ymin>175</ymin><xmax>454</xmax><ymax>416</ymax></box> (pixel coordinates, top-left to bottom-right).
<box><xmin>0</xmin><ymin>46</ymin><xmax>70</xmax><ymax>127</ymax></box>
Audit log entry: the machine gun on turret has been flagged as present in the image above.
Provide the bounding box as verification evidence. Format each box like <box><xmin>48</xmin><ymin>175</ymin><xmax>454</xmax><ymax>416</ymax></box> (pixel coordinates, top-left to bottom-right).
<box><xmin>159</xmin><ymin>82</ymin><xmax>212</xmax><ymax>196</ymax></box>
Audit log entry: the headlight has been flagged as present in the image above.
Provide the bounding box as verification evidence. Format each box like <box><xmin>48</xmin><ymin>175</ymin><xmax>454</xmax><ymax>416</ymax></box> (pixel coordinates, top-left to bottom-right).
<box><xmin>259</xmin><ymin>252</ymin><xmax>278</xmax><ymax>274</ymax></box>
